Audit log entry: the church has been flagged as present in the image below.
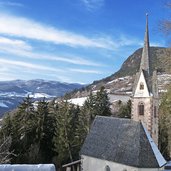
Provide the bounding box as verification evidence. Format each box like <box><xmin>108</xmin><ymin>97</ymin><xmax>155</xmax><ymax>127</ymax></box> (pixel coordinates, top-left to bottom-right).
<box><xmin>131</xmin><ymin>14</ymin><xmax>159</xmax><ymax>145</ymax></box>
<box><xmin>79</xmin><ymin>15</ymin><xmax>166</xmax><ymax>171</ymax></box>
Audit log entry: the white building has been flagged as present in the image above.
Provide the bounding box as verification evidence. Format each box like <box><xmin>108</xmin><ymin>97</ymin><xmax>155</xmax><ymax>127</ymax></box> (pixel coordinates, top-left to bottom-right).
<box><xmin>80</xmin><ymin>116</ymin><xmax>166</xmax><ymax>171</ymax></box>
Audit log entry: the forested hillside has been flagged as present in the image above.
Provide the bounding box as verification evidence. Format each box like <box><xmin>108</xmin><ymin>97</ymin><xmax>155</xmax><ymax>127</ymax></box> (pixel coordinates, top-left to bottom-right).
<box><xmin>68</xmin><ymin>47</ymin><xmax>171</xmax><ymax>98</ymax></box>
<box><xmin>0</xmin><ymin>88</ymin><xmax>112</xmax><ymax>169</ymax></box>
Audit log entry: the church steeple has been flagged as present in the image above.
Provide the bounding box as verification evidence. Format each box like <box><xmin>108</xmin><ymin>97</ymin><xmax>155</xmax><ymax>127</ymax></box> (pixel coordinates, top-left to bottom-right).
<box><xmin>140</xmin><ymin>13</ymin><xmax>150</xmax><ymax>75</ymax></box>
<box><xmin>131</xmin><ymin>14</ymin><xmax>159</xmax><ymax>146</ymax></box>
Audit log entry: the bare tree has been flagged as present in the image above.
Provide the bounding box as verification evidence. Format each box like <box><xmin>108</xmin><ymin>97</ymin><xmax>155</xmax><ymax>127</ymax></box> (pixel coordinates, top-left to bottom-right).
<box><xmin>160</xmin><ymin>2</ymin><xmax>171</xmax><ymax>35</ymax></box>
<box><xmin>0</xmin><ymin>136</ymin><xmax>16</xmax><ymax>163</ymax></box>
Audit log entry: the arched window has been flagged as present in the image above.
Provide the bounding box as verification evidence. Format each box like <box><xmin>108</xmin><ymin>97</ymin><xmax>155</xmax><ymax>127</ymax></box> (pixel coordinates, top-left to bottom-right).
<box><xmin>138</xmin><ymin>102</ymin><xmax>144</xmax><ymax>115</ymax></box>
<box><xmin>140</xmin><ymin>82</ymin><xmax>144</xmax><ymax>90</ymax></box>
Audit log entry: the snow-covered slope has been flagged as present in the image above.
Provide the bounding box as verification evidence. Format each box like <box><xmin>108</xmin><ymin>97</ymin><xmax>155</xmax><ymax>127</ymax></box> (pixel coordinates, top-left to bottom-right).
<box><xmin>68</xmin><ymin>97</ymin><xmax>88</xmax><ymax>106</ymax></box>
<box><xmin>0</xmin><ymin>79</ymin><xmax>84</xmax><ymax>117</ymax></box>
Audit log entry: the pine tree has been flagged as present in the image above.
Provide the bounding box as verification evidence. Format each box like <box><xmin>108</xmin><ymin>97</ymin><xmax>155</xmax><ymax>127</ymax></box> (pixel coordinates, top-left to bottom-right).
<box><xmin>10</xmin><ymin>96</ymin><xmax>36</xmax><ymax>163</ymax></box>
<box><xmin>117</xmin><ymin>99</ymin><xmax>131</xmax><ymax>119</ymax></box>
<box><xmin>53</xmin><ymin>101</ymin><xmax>80</xmax><ymax>169</ymax></box>
<box><xmin>82</xmin><ymin>91</ymin><xmax>96</xmax><ymax>127</ymax></box>
<box><xmin>69</xmin><ymin>105</ymin><xmax>81</xmax><ymax>161</ymax></box>
<box><xmin>0</xmin><ymin>114</ymin><xmax>15</xmax><ymax>163</ymax></box>
<box><xmin>95</xmin><ymin>86</ymin><xmax>111</xmax><ymax>116</ymax></box>
<box><xmin>81</xmin><ymin>86</ymin><xmax>112</xmax><ymax>129</ymax></box>
<box><xmin>159</xmin><ymin>85</ymin><xmax>171</xmax><ymax>159</ymax></box>
<box><xmin>1</xmin><ymin>113</ymin><xmax>12</xmax><ymax>137</ymax></box>
<box><xmin>37</xmin><ymin>98</ymin><xmax>55</xmax><ymax>163</ymax></box>
<box><xmin>77</xmin><ymin>105</ymin><xmax>90</xmax><ymax>148</ymax></box>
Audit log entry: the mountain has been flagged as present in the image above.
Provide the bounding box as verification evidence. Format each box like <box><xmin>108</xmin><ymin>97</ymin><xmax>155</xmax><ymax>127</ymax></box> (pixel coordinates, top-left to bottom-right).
<box><xmin>0</xmin><ymin>79</ymin><xmax>84</xmax><ymax>117</ymax></box>
<box><xmin>1</xmin><ymin>47</ymin><xmax>171</xmax><ymax>117</ymax></box>
<box><xmin>68</xmin><ymin>47</ymin><xmax>171</xmax><ymax>98</ymax></box>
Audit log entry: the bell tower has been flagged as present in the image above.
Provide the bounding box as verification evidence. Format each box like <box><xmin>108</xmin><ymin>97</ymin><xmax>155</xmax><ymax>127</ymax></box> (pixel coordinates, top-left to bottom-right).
<box><xmin>131</xmin><ymin>14</ymin><xmax>159</xmax><ymax>145</ymax></box>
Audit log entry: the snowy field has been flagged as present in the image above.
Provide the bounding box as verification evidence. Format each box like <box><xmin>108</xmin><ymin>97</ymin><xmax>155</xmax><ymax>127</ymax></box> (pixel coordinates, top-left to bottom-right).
<box><xmin>68</xmin><ymin>94</ymin><xmax>130</xmax><ymax>107</ymax></box>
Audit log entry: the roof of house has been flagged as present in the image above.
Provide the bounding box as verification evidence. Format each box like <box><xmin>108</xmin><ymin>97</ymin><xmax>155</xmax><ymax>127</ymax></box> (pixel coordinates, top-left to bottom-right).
<box><xmin>0</xmin><ymin>164</ymin><xmax>55</xmax><ymax>171</ymax></box>
<box><xmin>80</xmin><ymin>116</ymin><xmax>166</xmax><ymax>168</ymax></box>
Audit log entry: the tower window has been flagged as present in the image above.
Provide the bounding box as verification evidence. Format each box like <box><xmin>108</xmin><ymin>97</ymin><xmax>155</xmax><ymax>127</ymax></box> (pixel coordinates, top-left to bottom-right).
<box><xmin>138</xmin><ymin>102</ymin><xmax>144</xmax><ymax>115</ymax></box>
<box><xmin>140</xmin><ymin>82</ymin><xmax>144</xmax><ymax>90</ymax></box>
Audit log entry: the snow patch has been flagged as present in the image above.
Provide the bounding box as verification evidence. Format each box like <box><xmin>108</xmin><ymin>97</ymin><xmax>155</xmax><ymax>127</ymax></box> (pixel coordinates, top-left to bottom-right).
<box><xmin>0</xmin><ymin>101</ymin><xmax>8</xmax><ymax>108</ymax></box>
<box><xmin>107</xmin><ymin>80</ymin><xmax>117</xmax><ymax>84</ymax></box>
<box><xmin>29</xmin><ymin>93</ymin><xmax>51</xmax><ymax>98</ymax></box>
<box><xmin>105</xmin><ymin>89</ymin><xmax>111</xmax><ymax>93</ymax></box>
<box><xmin>68</xmin><ymin>97</ymin><xmax>87</xmax><ymax>106</ymax></box>
<box><xmin>106</xmin><ymin>76</ymin><xmax>131</xmax><ymax>85</ymax></box>
<box><xmin>0</xmin><ymin>92</ymin><xmax>26</xmax><ymax>97</ymax></box>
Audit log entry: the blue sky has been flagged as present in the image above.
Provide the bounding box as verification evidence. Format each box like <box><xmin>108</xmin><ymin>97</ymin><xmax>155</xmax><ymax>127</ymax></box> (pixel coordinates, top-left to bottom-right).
<box><xmin>0</xmin><ymin>0</ymin><xmax>169</xmax><ymax>84</ymax></box>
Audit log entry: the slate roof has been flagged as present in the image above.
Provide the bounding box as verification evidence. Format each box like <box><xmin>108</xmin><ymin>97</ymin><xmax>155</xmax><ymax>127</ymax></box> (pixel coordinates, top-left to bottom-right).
<box><xmin>80</xmin><ymin>116</ymin><xmax>166</xmax><ymax>168</ymax></box>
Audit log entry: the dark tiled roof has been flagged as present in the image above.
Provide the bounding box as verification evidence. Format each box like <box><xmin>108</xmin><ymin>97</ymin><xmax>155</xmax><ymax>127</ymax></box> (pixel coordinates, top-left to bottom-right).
<box><xmin>80</xmin><ymin>116</ymin><xmax>165</xmax><ymax>168</ymax></box>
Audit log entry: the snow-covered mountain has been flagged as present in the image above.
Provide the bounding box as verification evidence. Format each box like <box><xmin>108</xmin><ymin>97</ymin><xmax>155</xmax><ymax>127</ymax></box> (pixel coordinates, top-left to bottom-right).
<box><xmin>0</xmin><ymin>79</ymin><xmax>84</xmax><ymax>117</ymax></box>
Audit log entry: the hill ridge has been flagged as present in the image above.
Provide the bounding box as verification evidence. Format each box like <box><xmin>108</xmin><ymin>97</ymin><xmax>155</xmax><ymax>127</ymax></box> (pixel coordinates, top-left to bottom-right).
<box><xmin>68</xmin><ymin>47</ymin><xmax>171</xmax><ymax>98</ymax></box>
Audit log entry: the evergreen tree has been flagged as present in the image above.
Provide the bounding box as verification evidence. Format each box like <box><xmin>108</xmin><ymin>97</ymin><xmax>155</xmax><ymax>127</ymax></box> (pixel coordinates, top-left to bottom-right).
<box><xmin>81</xmin><ymin>86</ymin><xmax>112</xmax><ymax>129</ymax></box>
<box><xmin>76</xmin><ymin>105</ymin><xmax>90</xmax><ymax>148</ymax></box>
<box><xmin>53</xmin><ymin>101</ymin><xmax>75</xmax><ymax>167</ymax></box>
<box><xmin>10</xmin><ymin>96</ymin><xmax>36</xmax><ymax>163</ymax></box>
<box><xmin>1</xmin><ymin>113</ymin><xmax>12</xmax><ymax>137</ymax></box>
<box><xmin>69</xmin><ymin>105</ymin><xmax>81</xmax><ymax>161</ymax></box>
<box><xmin>82</xmin><ymin>91</ymin><xmax>96</xmax><ymax>127</ymax></box>
<box><xmin>52</xmin><ymin>101</ymin><xmax>83</xmax><ymax>171</ymax></box>
<box><xmin>117</xmin><ymin>99</ymin><xmax>131</xmax><ymax>119</ymax></box>
<box><xmin>0</xmin><ymin>114</ymin><xmax>15</xmax><ymax>163</ymax></box>
<box><xmin>77</xmin><ymin>86</ymin><xmax>112</xmax><ymax>150</ymax></box>
<box><xmin>0</xmin><ymin>136</ymin><xmax>13</xmax><ymax>163</ymax></box>
<box><xmin>37</xmin><ymin>98</ymin><xmax>55</xmax><ymax>163</ymax></box>
<box><xmin>95</xmin><ymin>86</ymin><xmax>111</xmax><ymax>116</ymax></box>
<box><xmin>159</xmin><ymin>85</ymin><xmax>171</xmax><ymax>159</ymax></box>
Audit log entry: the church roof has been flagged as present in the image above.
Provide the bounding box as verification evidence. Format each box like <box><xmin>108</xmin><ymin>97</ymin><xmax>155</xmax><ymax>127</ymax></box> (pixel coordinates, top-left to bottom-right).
<box><xmin>133</xmin><ymin>14</ymin><xmax>153</xmax><ymax>95</ymax></box>
<box><xmin>80</xmin><ymin>116</ymin><xmax>166</xmax><ymax>168</ymax></box>
<box><xmin>140</xmin><ymin>13</ymin><xmax>150</xmax><ymax>75</ymax></box>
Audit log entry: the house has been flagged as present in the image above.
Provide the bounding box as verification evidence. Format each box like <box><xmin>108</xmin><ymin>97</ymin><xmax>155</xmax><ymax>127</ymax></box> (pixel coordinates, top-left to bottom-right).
<box><xmin>131</xmin><ymin>14</ymin><xmax>159</xmax><ymax>145</ymax></box>
<box><xmin>80</xmin><ymin>116</ymin><xmax>166</xmax><ymax>171</ymax></box>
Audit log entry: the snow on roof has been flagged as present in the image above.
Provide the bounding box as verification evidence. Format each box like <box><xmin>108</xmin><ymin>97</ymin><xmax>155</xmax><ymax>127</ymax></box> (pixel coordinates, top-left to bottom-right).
<box><xmin>0</xmin><ymin>164</ymin><xmax>56</xmax><ymax>171</ymax></box>
<box><xmin>142</xmin><ymin>124</ymin><xmax>166</xmax><ymax>167</ymax></box>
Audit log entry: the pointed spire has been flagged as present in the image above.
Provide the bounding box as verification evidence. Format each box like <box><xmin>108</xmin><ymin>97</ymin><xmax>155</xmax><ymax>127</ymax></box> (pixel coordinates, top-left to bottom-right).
<box><xmin>140</xmin><ymin>13</ymin><xmax>150</xmax><ymax>75</ymax></box>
